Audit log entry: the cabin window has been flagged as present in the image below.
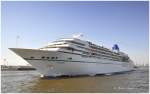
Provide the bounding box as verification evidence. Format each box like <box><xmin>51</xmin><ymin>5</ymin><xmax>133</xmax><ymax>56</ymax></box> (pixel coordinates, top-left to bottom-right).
<box><xmin>56</xmin><ymin>57</ymin><xmax>58</xmax><ymax>59</ymax></box>
<box><xmin>66</xmin><ymin>47</ymin><xmax>74</xmax><ymax>52</ymax></box>
<box><xmin>68</xmin><ymin>57</ymin><xmax>72</xmax><ymax>60</ymax></box>
<box><xmin>41</xmin><ymin>56</ymin><xmax>45</xmax><ymax>59</ymax></box>
<box><xmin>51</xmin><ymin>57</ymin><xmax>55</xmax><ymax>59</ymax></box>
<box><xmin>70</xmin><ymin>41</ymin><xmax>85</xmax><ymax>46</ymax></box>
<box><xmin>83</xmin><ymin>52</ymin><xmax>89</xmax><ymax>55</ymax></box>
<box><xmin>47</xmin><ymin>57</ymin><xmax>49</xmax><ymax>59</ymax></box>
<box><xmin>30</xmin><ymin>56</ymin><xmax>34</xmax><ymax>58</ymax></box>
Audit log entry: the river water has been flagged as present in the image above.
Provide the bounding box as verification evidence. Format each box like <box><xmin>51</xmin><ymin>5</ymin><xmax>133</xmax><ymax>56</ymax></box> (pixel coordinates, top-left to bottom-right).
<box><xmin>1</xmin><ymin>66</ymin><xmax>149</xmax><ymax>93</ymax></box>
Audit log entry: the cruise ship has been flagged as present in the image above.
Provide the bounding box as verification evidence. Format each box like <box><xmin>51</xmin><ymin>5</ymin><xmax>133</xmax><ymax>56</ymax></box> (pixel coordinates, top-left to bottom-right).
<box><xmin>10</xmin><ymin>36</ymin><xmax>134</xmax><ymax>77</ymax></box>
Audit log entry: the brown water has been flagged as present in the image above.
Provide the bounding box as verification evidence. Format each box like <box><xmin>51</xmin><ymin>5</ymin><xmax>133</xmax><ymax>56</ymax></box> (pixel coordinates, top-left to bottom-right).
<box><xmin>1</xmin><ymin>66</ymin><xmax>149</xmax><ymax>93</ymax></box>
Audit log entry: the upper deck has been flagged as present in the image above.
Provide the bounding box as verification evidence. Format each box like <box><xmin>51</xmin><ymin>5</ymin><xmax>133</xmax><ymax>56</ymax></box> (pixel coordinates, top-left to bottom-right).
<box><xmin>39</xmin><ymin>38</ymin><xmax>130</xmax><ymax>62</ymax></box>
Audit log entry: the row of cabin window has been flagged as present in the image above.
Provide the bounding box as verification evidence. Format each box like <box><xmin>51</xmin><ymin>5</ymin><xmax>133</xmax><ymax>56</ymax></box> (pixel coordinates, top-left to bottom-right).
<box><xmin>30</xmin><ymin>56</ymin><xmax>72</xmax><ymax>60</ymax></box>
<box><xmin>91</xmin><ymin>53</ymin><xmax>121</xmax><ymax>61</ymax></box>
<box><xmin>88</xmin><ymin>45</ymin><xmax>120</xmax><ymax>55</ymax></box>
<box><xmin>69</xmin><ymin>41</ymin><xmax>85</xmax><ymax>46</ymax></box>
<box><xmin>81</xmin><ymin>49</ymin><xmax>121</xmax><ymax>59</ymax></box>
<box><xmin>88</xmin><ymin>55</ymin><xmax>122</xmax><ymax>62</ymax></box>
<box><xmin>64</xmin><ymin>47</ymin><xmax>121</xmax><ymax>60</ymax></box>
<box><xmin>64</xmin><ymin>46</ymin><xmax>121</xmax><ymax>60</ymax></box>
<box><xmin>81</xmin><ymin>51</ymin><xmax>122</xmax><ymax>61</ymax></box>
<box><xmin>52</xmin><ymin>40</ymin><xmax>85</xmax><ymax>46</ymax></box>
<box><xmin>91</xmin><ymin>52</ymin><xmax>121</xmax><ymax>59</ymax></box>
<box><xmin>72</xmin><ymin>44</ymin><xmax>120</xmax><ymax>57</ymax></box>
<box><xmin>30</xmin><ymin>56</ymin><xmax>58</xmax><ymax>59</ymax></box>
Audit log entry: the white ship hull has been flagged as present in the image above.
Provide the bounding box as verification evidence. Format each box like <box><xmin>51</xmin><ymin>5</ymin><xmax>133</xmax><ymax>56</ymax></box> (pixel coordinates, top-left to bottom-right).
<box><xmin>10</xmin><ymin>48</ymin><xmax>134</xmax><ymax>77</ymax></box>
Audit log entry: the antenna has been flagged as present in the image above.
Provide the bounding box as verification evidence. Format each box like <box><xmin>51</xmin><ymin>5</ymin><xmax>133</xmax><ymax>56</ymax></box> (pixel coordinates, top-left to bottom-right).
<box><xmin>3</xmin><ymin>58</ymin><xmax>8</xmax><ymax>66</ymax></box>
<box><xmin>16</xmin><ymin>35</ymin><xmax>20</xmax><ymax>48</ymax></box>
<box><xmin>72</xmin><ymin>33</ymin><xmax>83</xmax><ymax>38</ymax></box>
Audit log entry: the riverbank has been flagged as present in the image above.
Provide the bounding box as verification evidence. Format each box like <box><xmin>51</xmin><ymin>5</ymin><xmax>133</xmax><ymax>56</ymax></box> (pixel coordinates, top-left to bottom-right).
<box><xmin>1</xmin><ymin>65</ymin><xmax>36</xmax><ymax>71</ymax></box>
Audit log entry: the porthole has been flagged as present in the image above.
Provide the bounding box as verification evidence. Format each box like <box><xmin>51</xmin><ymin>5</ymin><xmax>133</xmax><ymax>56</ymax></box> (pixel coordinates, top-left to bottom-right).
<box><xmin>56</xmin><ymin>57</ymin><xmax>58</xmax><ymax>59</ymax></box>
<box><xmin>47</xmin><ymin>57</ymin><xmax>49</xmax><ymax>59</ymax></box>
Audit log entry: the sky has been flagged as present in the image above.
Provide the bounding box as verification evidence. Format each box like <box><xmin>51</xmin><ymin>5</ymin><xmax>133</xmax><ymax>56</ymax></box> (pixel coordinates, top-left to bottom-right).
<box><xmin>1</xmin><ymin>1</ymin><xmax>149</xmax><ymax>65</ymax></box>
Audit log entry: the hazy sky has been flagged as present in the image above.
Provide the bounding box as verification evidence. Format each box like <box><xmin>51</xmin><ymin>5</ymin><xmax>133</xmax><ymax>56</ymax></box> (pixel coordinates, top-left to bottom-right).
<box><xmin>1</xmin><ymin>1</ymin><xmax>149</xmax><ymax>65</ymax></box>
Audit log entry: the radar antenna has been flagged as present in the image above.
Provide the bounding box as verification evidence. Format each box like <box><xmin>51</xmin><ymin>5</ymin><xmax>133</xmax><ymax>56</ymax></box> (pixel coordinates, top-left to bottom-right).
<box><xmin>72</xmin><ymin>33</ymin><xmax>83</xmax><ymax>38</ymax></box>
